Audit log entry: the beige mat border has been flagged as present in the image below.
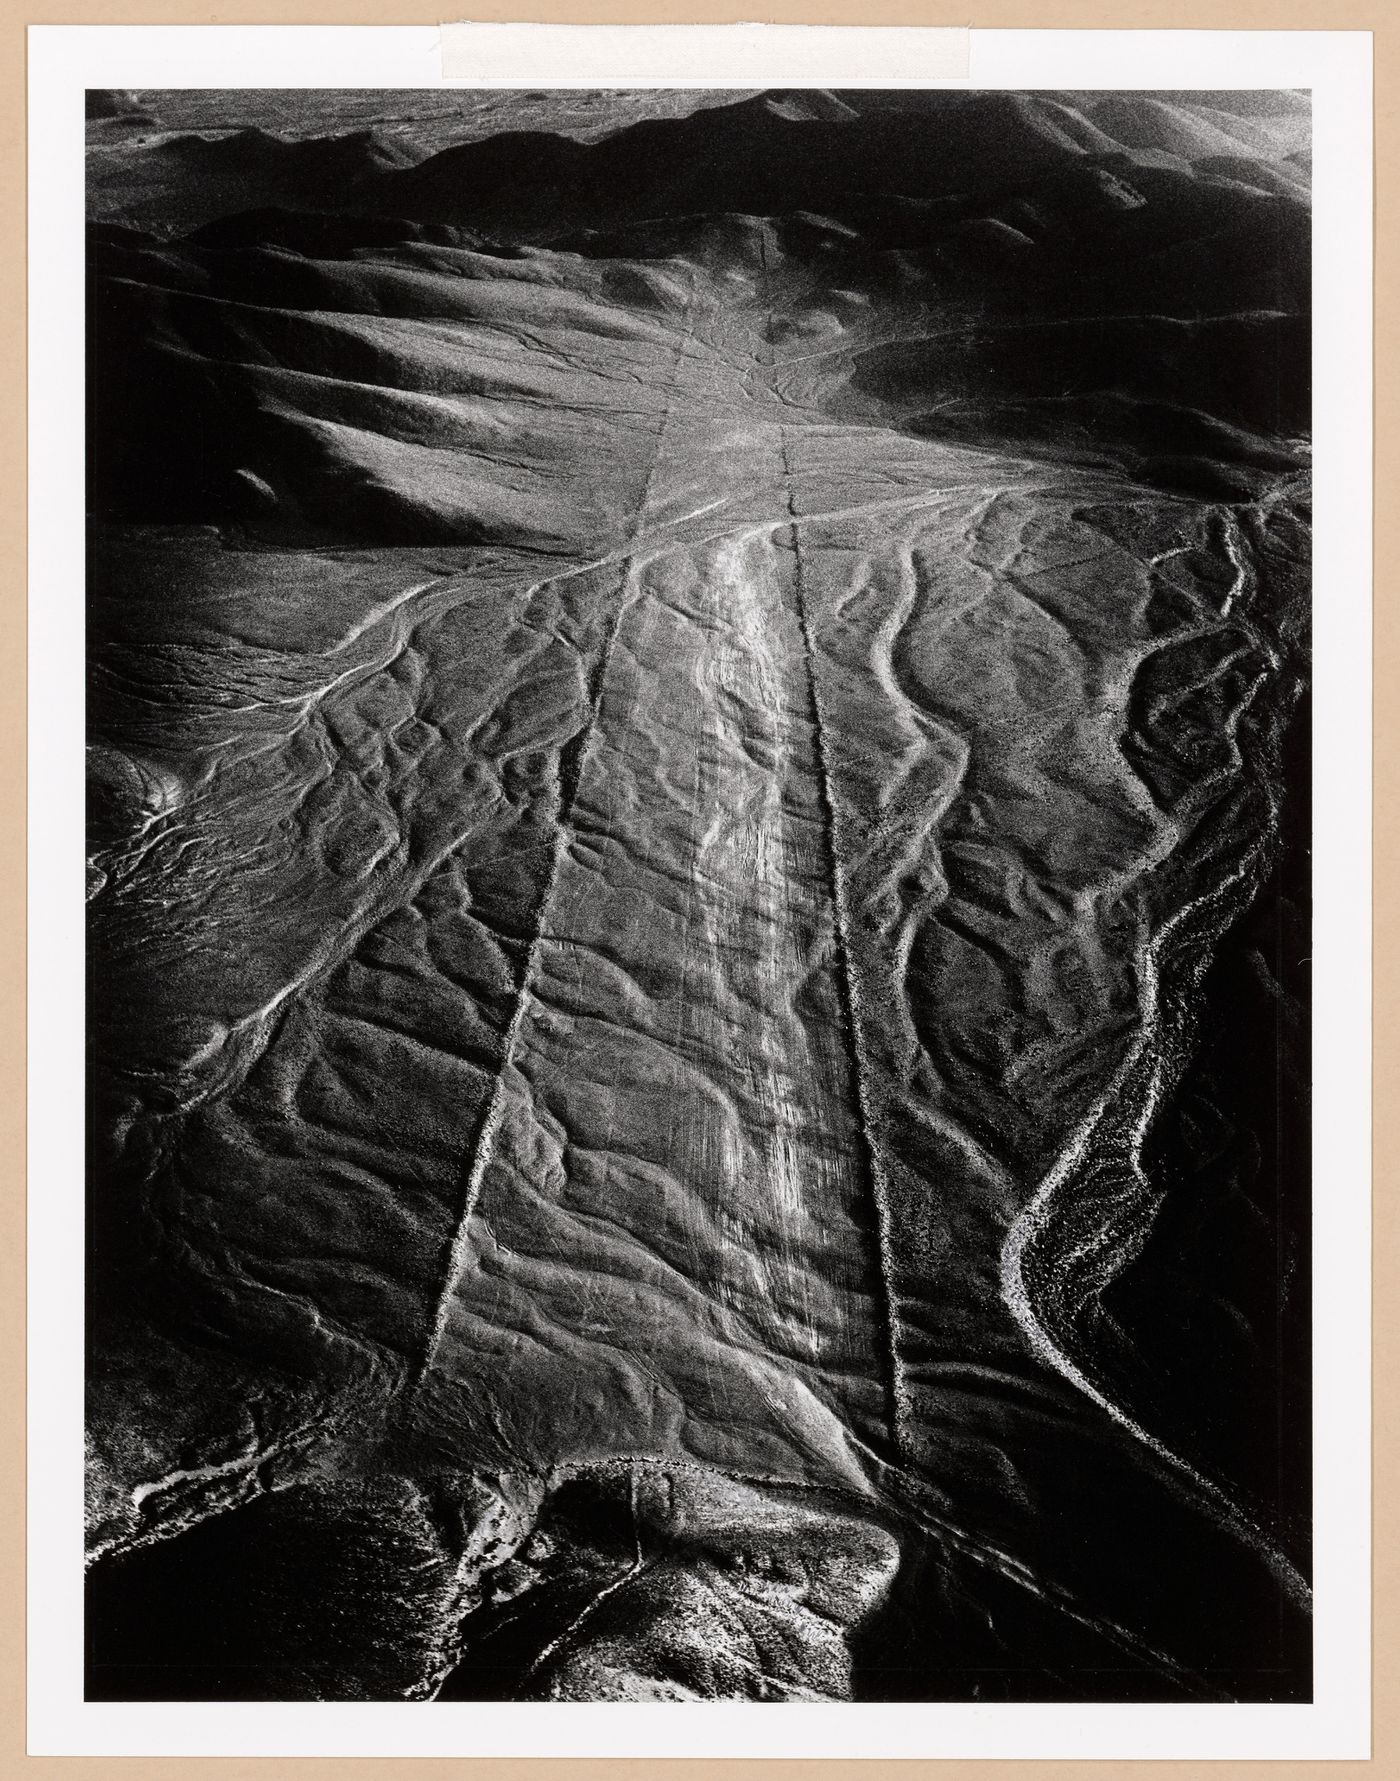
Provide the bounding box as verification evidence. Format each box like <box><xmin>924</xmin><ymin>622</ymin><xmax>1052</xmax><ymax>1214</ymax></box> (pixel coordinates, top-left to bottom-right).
<box><xmin>4</xmin><ymin>3</ymin><xmax>1385</xmax><ymax>1775</ymax></box>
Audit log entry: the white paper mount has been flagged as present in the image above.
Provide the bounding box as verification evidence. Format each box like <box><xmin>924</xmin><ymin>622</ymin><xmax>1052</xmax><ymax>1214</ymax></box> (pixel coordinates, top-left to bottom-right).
<box><xmin>438</xmin><ymin>22</ymin><xmax>972</xmax><ymax>86</ymax></box>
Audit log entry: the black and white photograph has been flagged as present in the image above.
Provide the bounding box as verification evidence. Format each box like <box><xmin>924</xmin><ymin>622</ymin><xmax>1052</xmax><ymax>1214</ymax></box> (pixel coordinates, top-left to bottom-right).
<box><xmin>74</xmin><ymin>64</ymin><xmax>1326</xmax><ymax>1715</ymax></box>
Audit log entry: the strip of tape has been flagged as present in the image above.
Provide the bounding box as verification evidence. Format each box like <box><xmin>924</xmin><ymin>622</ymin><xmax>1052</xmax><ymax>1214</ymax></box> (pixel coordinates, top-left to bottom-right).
<box><xmin>439</xmin><ymin>23</ymin><xmax>971</xmax><ymax>86</ymax></box>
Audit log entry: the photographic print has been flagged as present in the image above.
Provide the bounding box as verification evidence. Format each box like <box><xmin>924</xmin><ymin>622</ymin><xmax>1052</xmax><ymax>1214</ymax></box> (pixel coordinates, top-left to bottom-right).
<box><xmin>81</xmin><ymin>79</ymin><xmax>1313</xmax><ymax>1707</ymax></box>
